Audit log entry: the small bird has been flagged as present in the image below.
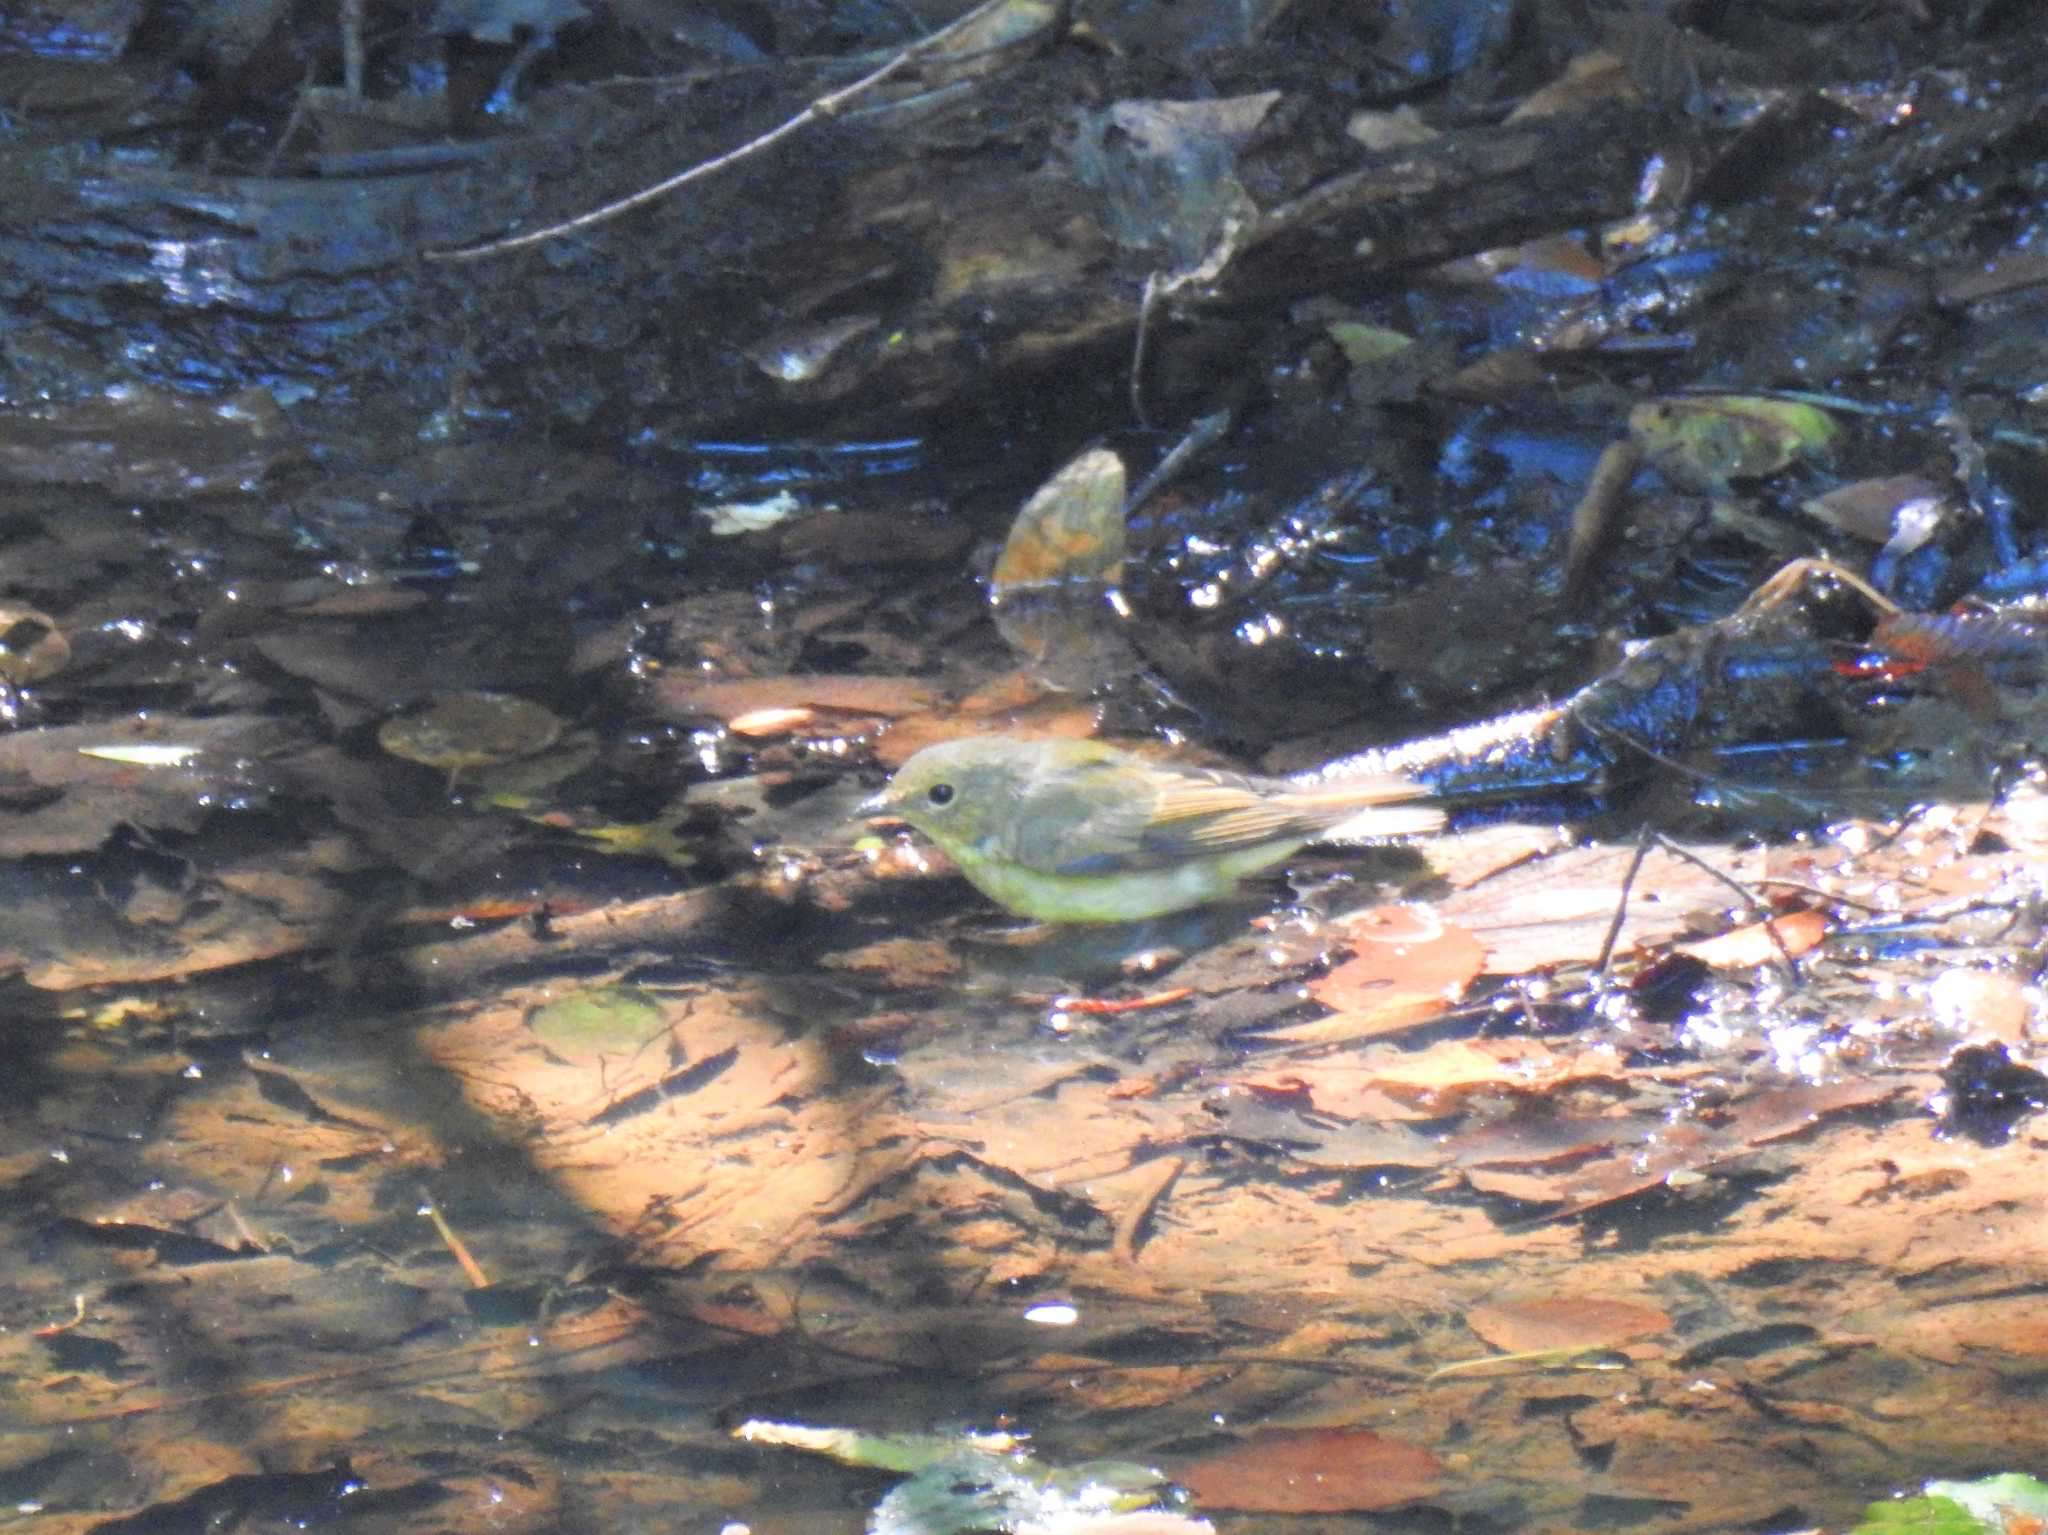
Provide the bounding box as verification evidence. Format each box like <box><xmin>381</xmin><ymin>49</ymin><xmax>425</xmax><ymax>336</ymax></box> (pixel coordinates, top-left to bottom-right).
<box><xmin>859</xmin><ymin>735</ymin><xmax>1442</xmax><ymax>923</ymax></box>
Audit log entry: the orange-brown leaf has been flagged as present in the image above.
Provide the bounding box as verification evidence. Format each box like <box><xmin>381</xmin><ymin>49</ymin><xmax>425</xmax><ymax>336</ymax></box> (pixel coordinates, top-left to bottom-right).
<box><xmin>1173</xmin><ymin>1428</ymin><xmax>1444</xmax><ymax>1513</ymax></box>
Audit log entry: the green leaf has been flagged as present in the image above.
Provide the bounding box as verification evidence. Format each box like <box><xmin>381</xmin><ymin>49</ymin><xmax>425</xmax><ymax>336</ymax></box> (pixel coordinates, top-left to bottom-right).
<box><xmin>1854</xmin><ymin>1494</ymin><xmax>1981</xmax><ymax>1535</ymax></box>
<box><xmin>524</xmin><ymin>987</ymin><xmax>668</xmax><ymax>1056</ymax></box>
<box><xmin>1855</xmin><ymin>1477</ymin><xmax>2048</xmax><ymax>1535</ymax></box>
<box><xmin>1927</xmin><ymin>1474</ymin><xmax>2048</xmax><ymax>1531</ymax></box>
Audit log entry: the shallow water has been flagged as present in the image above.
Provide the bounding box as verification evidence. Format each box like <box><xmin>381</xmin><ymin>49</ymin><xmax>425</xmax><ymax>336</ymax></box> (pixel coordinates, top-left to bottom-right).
<box><xmin>1</xmin><ymin>380</ymin><xmax>2046</xmax><ymax>1535</ymax></box>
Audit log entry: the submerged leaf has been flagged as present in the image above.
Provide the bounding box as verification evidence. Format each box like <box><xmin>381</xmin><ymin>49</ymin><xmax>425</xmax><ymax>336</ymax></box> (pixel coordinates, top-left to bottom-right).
<box><xmin>1172</xmin><ymin>1428</ymin><xmax>1444</xmax><ymax>1513</ymax></box>
<box><xmin>1630</xmin><ymin>394</ymin><xmax>1838</xmax><ymax>491</ymax></box>
<box><xmin>524</xmin><ymin>987</ymin><xmax>670</xmax><ymax>1057</ymax></box>
<box><xmin>734</xmin><ymin>1420</ymin><xmax>1022</xmax><ymax>1475</ymax></box>
<box><xmin>1285</xmin><ymin>905</ymin><xmax>1483</xmax><ymax>1041</ymax></box>
<box><xmin>378</xmin><ymin>691</ymin><xmax>564</xmax><ymax>773</ymax></box>
<box><xmin>1464</xmin><ymin>1295</ymin><xmax>1671</xmax><ymax>1353</ymax></box>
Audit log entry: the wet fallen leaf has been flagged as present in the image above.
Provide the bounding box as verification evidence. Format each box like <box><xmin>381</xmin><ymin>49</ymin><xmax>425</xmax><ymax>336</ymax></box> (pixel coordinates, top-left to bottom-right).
<box><xmin>0</xmin><ymin>605</ymin><xmax>68</xmax><ymax>683</ymax></box>
<box><xmin>0</xmin><ymin>382</ymin><xmax>297</xmax><ymax>498</ymax></box>
<box><xmin>658</xmin><ymin>673</ymin><xmax>940</xmax><ymax>725</ymax></box>
<box><xmin>1802</xmin><ymin>473</ymin><xmax>1951</xmax><ymax>546</ymax></box>
<box><xmin>1677</xmin><ymin>910</ymin><xmax>1828</xmax><ymax>969</ymax></box>
<box><xmin>1348</xmin><ymin>1038</ymin><xmax>1628</xmax><ymax>1112</ymax></box>
<box><xmin>992</xmin><ymin>448</ymin><xmax>1127</xmax><ymax>588</ymax></box>
<box><xmin>873</xmin><ymin>677</ymin><xmax>1100</xmax><ymax>768</ymax></box>
<box><xmin>0</xmin><ymin>714</ymin><xmax>302</xmax><ymax>858</ymax></box>
<box><xmin>991</xmin><ymin>446</ymin><xmax>1133</xmax><ymax>690</ymax></box>
<box><xmin>1436</xmin><ymin>840</ymin><xmax>1765</xmax><ymax>971</ymax></box>
<box><xmin>1172</xmin><ymin>1428</ymin><xmax>1444</xmax><ymax>1513</ymax></box>
<box><xmin>1279</xmin><ymin>906</ymin><xmax>1483</xmax><ymax>1042</ymax></box>
<box><xmin>524</xmin><ymin>986</ymin><xmax>673</xmax><ymax>1060</ymax></box>
<box><xmin>1630</xmin><ymin>394</ymin><xmax>1839</xmax><ymax>492</ymax></box>
<box><xmin>378</xmin><ymin>691</ymin><xmax>564</xmax><ymax>774</ymax></box>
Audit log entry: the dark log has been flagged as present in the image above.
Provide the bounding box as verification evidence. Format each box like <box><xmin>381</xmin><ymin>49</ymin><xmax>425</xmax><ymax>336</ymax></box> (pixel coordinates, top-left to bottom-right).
<box><xmin>0</xmin><ymin>55</ymin><xmax>1743</xmax><ymax>445</ymax></box>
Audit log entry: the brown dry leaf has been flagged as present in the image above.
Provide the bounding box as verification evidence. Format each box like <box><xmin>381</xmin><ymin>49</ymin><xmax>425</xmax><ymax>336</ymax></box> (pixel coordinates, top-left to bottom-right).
<box><xmin>872</xmin><ymin>677</ymin><xmax>1101</xmax><ymax>768</ymax></box>
<box><xmin>819</xmin><ymin>937</ymin><xmax>963</xmax><ymax>985</ymax></box>
<box><xmin>991</xmin><ymin>446</ymin><xmax>1127</xmax><ymax>587</ymax></box>
<box><xmin>656</xmin><ymin>673</ymin><xmax>940</xmax><ymax>726</ymax></box>
<box><xmin>1269</xmin><ymin>906</ymin><xmax>1483</xmax><ymax>1043</ymax></box>
<box><xmin>1677</xmin><ymin>910</ymin><xmax>1827</xmax><ymax>969</ymax></box>
<box><xmin>1437</xmin><ymin>840</ymin><xmax>1765</xmax><ymax>972</ymax></box>
<box><xmin>1464</xmin><ymin>1295</ymin><xmax>1672</xmax><ymax>1353</ymax></box>
<box><xmin>1172</xmin><ymin>1428</ymin><xmax>1444</xmax><ymax>1513</ymax></box>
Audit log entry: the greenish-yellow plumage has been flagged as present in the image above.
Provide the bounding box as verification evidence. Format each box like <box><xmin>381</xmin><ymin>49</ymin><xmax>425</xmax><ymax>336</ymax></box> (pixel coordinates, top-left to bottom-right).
<box><xmin>860</xmin><ymin>735</ymin><xmax>1441</xmax><ymax>922</ymax></box>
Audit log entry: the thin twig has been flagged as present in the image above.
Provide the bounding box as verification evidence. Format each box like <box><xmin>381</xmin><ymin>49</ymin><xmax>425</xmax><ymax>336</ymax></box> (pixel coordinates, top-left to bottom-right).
<box><xmin>1594</xmin><ymin>824</ymin><xmax>1655</xmax><ymax>975</ymax></box>
<box><xmin>428</xmin><ymin>0</ymin><xmax>1020</xmax><ymax>262</ymax></box>
<box><xmin>420</xmin><ymin>1188</ymin><xmax>493</xmax><ymax>1288</ymax></box>
<box><xmin>1111</xmin><ymin>1155</ymin><xmax>1185</xmax><ymax>1265</ymax></box>
<box><xmin>1648</xmin><ymin>833</ymin><xmax>1802</xmax><ymax>980</ymax></box>
<box><xmin>1123</xmin><ymin>406</ymin><xmax>1232</xmax><ymax>517</ymax></box>
<box><xmin>1130</xmin><ymin>271</ymin><xmax>1161</xmax><ymax>427</ymax></box>
<box><xmin>341</xmin><ymin>0</ymin><xmax>365</xmax><ymax>98</ymax></box>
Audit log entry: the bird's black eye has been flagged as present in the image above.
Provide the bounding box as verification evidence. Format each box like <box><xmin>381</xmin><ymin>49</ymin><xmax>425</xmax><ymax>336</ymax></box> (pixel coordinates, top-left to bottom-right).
<box><xmin>926</xmin><ymin>782</ymin><xmax>955</xmax><ymax>807</ymax></box>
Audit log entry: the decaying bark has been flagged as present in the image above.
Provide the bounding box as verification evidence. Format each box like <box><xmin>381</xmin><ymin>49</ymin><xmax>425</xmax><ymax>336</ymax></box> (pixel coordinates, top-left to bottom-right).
<box><xmin>0</xmin><ymin>52</ymin><xmax>1681</xmax><ymax>443</ymax></box>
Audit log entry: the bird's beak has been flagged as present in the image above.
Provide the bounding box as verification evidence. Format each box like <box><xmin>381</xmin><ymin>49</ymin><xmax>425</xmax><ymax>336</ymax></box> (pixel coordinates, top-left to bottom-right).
<box><xmin>857</xmin><ymin>788</ymin><xmax>898</xmax><ymax>821</ymax></box>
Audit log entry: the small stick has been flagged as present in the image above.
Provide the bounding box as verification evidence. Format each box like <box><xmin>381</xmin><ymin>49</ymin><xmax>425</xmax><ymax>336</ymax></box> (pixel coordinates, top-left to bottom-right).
<box><xmin>1649</xmin><ymin>833</ymin><xmax>1802</xmax><ymax>979</ymax></box>
<box><xmin>36</xmin><ymin>1294</ymin><xmax>88</xmax><ymax>1336</ymax></box>
<box><xmin>420</xmin><ymin>1189</ymin><xmax>493</xmax><ymax>1288</ymax></box>
<box><xmin>341</xmin><ymin>0</ymin><xmax>365</xmax><ymax>98</ymax></box>
<box><xmin>1111</xmin><ymin>1155</ymin><xmax>1185</xmax><ymax>1264</ymax></box>
<box><xmin>429</xmin><ymin>0</ymin><xmax>1021</xmax><ymax>262</ymax></box>
<box><xmin>1043</xmin><ymin>987</ymin><xmax>1194</xmax><ymax>1016</ymax></box>
<box><xmin>1594</xmin><ymin>824</ymin><xmax>1656</xmax><ymax>975</ymax></box>
<box><xmin>1129</xmin><ymin>272</ymin><xmax>1161</xmax><ymax>428</ymax></box>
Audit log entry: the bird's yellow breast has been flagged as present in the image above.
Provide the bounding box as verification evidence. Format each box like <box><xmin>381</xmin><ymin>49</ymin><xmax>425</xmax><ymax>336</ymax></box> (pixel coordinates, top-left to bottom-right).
<box><xmin>953</xmin><ymin>839</ymin><xmax>1307</xmax><ymax>922</ymax></box>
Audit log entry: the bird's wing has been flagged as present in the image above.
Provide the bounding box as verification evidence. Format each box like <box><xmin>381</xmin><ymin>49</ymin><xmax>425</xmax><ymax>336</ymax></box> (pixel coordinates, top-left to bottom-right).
<box><xmin>1037</xmin><ymin>767</ymin><xmax>1333</xmax><ymax>874</ymax></box>
<box><xmin>994</xmin><ymin>757</ymin><xmax>1170</xmax><ymax>876</ymax></box>
<box><xmin>1140</xmin><ymin>770</ymin><xmax>1434</xmax><ymax>854</ymax></box>
<box><xmin>1001</xmin><ymin>761</ymin><xmax>1435</xmax><ymax>877</ymax></box>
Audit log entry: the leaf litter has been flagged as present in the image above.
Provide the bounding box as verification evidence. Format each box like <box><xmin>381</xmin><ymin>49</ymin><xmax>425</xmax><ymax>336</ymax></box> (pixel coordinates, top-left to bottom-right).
<box><xmin>6</xmin><ymin>14</ymin><xmax>2048</xmax><ymax>1526</ymax></box>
